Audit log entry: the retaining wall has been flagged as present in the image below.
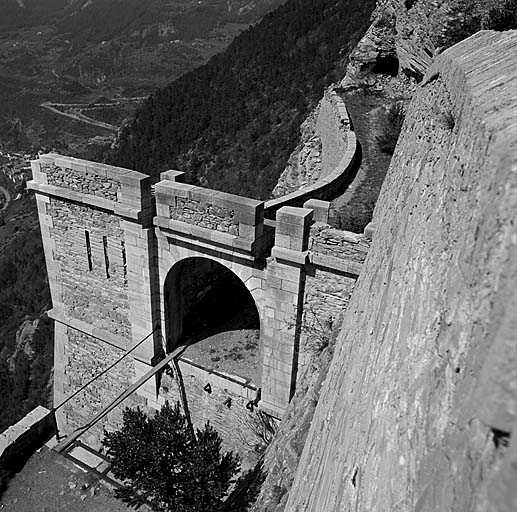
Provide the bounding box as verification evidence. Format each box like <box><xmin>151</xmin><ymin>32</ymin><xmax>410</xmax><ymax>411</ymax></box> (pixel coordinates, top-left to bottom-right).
<box><xmin>264</xmin><ymin>91</ymin><xmax>360</xmax><ymax>219</ymax></box>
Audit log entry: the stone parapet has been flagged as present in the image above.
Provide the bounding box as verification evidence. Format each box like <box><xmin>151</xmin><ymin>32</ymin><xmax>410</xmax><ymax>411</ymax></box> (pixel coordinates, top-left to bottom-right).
<box><xmin>28</xmin><ymin>154</ymin><xmax>153</xmax><ymax>220</ymax></box>
<box><xmin>0</xmin><ymin>407</ymin><xmax>56</xmax><ymax>472</ymax></box>
<box><xmin>155</xmin><ymin>180</ymin><xmax>269</xmax><ymax>258</ymax></box>
<box><xmin>264</xmin><ymin>96</ymin><xmax>359</xmax><ymax>219</ymax></box>
<box><xmin>155</xmin><ymin>181</ymin><xmax>264</xmax><ymax>238</ymax></box>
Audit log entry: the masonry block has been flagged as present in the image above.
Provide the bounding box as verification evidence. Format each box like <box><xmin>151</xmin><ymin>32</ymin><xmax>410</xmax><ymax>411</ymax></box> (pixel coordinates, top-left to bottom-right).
<box><xmin>275</xmin><ymin>206</ymin><xmax>313</xmax><ymax>251</ymax></box>
<box><xmin>160</xmin><ymin>170</ymin><xmax>186</xmax><ymax>182</ymax></box>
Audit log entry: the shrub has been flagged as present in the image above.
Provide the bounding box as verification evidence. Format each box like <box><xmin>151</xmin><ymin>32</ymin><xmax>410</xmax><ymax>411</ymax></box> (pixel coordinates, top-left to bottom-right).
<box><xmin>102</xmin><ymin>402</ymin><xmax>240</xmax><ymax>512</ymax></box>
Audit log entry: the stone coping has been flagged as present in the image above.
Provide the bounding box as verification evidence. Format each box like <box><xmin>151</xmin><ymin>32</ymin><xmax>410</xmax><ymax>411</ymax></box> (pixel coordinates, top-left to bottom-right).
<box><xmin>264</xmin><ymin>93</ymin><xmax>359</xmax><ymax>218</ymax></box>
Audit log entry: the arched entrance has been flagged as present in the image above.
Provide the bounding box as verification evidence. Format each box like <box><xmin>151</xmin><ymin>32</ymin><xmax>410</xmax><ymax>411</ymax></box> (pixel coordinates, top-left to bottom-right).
<box><xmin>164</xmin><ymin>257</ymin><xmax>261</xmax><ymax>383</ymax></box>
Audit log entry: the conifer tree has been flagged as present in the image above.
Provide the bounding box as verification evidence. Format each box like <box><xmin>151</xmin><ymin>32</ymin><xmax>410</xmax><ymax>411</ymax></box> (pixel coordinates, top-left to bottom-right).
<box><xmin>102</xmin><ymin>401</ymin><xmax>240</xmax><ymax>512</ymax></box>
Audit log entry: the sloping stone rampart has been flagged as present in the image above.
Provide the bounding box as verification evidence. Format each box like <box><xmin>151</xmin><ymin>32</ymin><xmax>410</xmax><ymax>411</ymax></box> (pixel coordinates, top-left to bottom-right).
<box><xmin>287</xmin><ymin>31</ymin><xmax>517</xmax><ymax>512</ymax></box>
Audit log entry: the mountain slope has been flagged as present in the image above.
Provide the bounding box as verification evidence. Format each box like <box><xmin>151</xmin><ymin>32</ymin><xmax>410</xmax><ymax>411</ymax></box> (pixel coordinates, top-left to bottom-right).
<box><xmin>108</xmin><ymin>0</ymin><xmax>377</xmax><ymax>199</ymax></box>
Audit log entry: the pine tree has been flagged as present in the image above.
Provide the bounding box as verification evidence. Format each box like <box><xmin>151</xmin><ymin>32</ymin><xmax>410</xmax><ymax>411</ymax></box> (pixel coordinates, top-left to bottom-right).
<box><xmin>102</xmin><ymin>401</ymin><xmax>240</xmax><ymax>512</ymax></box>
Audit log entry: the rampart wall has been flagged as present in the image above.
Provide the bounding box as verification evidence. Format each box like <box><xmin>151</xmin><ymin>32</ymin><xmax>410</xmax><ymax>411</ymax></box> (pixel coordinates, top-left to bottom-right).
<box><xmin>287</xmin><ymin>31</ymin><xmax>517</xmax><ymax>512</ymax></box>
<box><xmin>316</xmin><ymin>90</ymin><xmax>351</xmax><ymax>177</ymax></box>
<box><xmin>264</xmin><ymin>90</ymin><xmax>360</xmax><ymax>218</ymax></box>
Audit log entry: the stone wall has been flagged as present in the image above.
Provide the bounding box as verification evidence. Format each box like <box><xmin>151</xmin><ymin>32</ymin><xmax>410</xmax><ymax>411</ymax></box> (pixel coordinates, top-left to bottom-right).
<box><xmin>298</xmin><ymin>225</ymin><xmax>370</xmax><ymax>372</ymax></box>
<box><xmin>156</xmin><ymin>180</ymin><xmax>264</xmax><ymax>243</ymax></box>
<box><xmin>309</xmin><ymin>224</ymin><xmax>370</xmax><ymax>264</ymax></box>
<box><xmin>264</xmin><ymin>94</ymin><xmax>359</xmax><ymax>219</ymax></box>
<box><xmin>43</xmin><ymin>163</ymin><xmax>120</xmax><ymax>201</ymax></box>
<box><xmin>169</xmin><ymin>197</ymin><xmax>240</xmax><ymax>235</ymax></box>
<box><xmin>58</xmin><ymin>327</ymin><xmax>145</xmax><ymax>450</ymax></box>
<box><xmin>47</xmin><ymin>199</ymin><xmax>131</xmax><ymax>337</ymax></box>
<box><xmin>28</xmin><ymin>154</ymin><xmax>157</xmax><ymax>443</ymax></box>
<box><xmin>160</xmin><ymin>359</ymin><xmax>264</xmax><ymax>470</ymax></box>
<box><xmin>0</xmin><ymin>407</ymin><xmax>56</xmax><ymax>472</ymax></box>
<box><xmin>272</xmin><ymin>106</ymin><xmax>322</xmax><ymax>198</ymax></box>
<box><xmin>272</xmin><ymin>89</ymin><xmax>351</xmax><ymax>199</ymax></box>
<box><xmin>287</xmin><ymin>31</ymin><xmax>517</xmax><ymax>512</ymax></box>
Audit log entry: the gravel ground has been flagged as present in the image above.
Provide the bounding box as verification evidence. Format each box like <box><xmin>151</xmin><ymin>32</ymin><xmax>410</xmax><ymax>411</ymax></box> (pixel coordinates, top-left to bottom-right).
<box><xmin>0</xmin><ymin>447</ymin><xmax>146</xmax><ymax>512</ymax></box>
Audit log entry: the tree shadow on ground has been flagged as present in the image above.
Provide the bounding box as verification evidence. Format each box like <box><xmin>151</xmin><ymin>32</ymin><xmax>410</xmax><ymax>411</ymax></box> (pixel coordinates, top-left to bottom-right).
<box><xmin>219</xmin><ymin>459</ymin><xmax>266</xmax><ymax>512</ymax></box>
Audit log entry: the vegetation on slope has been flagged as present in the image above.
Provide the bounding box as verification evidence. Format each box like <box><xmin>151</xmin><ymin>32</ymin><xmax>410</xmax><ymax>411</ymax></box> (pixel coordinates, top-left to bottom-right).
<box><xmin>109</xmin><ymin>0</ymin><xmax>377</xmax><ymax>199</ymax></box>
<box><xmin>0</xmin><ymin>196</ymin><xmax>52</xmax><ymax>433</ymax></box>
<box><xmin>439</xmin><ymin>0</ymin><xmax>517</xmax><ymax>50</ymax></box>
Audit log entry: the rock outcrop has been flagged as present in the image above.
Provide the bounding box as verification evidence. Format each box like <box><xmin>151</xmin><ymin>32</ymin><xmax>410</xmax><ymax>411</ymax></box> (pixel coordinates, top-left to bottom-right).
<box><xmin>286</xmin><ymin>30</ymin><xmax>517</xmax><ymax>512</ymax></box>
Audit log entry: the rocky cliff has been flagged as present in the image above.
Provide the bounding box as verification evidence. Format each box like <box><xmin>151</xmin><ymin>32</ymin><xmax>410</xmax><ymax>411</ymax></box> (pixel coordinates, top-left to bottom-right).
<box><xmin>286</xmin><ymin>30</ymin><xmax>517</xmax><ymax>511</ymax></box>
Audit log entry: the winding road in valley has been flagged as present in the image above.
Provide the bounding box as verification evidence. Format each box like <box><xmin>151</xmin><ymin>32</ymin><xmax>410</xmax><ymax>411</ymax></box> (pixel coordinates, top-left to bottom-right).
<box><xmin>40</xmin><ymin>97</ymin><xmax>146</xmax><ymax>132</ymax></box>
<box><xmin>40</xmin><ymin>101</ymin><xmax>118</xmax><ymax>132</ymax></box>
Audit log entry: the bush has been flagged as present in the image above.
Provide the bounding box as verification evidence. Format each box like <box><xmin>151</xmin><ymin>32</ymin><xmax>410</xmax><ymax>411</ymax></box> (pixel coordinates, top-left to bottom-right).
<box><xmin>102</xmin><ymin>402</ymin><xmax>240</xmax><ymax>511</ymax></box>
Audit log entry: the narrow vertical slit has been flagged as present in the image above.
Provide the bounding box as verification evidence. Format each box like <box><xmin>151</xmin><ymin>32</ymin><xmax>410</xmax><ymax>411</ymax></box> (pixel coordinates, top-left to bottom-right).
<box><xmin>103</xmin><ymin>235</ymin><xmax>110</xmax><ymax>279</ymax></box>
<box><xmin>85</xmin><ymin>230</ymin><xmax>92</xmax><ymax>271</ymax></box>
<box><xmin>121</xmin><ymin>240</ymin><xmax>127</xmax><ymax>284</ymax></box>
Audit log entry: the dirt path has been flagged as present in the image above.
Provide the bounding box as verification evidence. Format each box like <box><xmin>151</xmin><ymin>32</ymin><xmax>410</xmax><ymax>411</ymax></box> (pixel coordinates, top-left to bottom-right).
<box><xmin>329</xmin><ymin>91</ymin><xmax>394</xmax><ymax>232</ymax></box>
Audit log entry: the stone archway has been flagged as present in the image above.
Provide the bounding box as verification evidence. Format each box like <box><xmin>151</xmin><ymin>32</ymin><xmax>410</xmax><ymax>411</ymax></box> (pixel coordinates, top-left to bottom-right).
<box><xmin>163</xmin><ymin>257</ymin><xmax>261</xmax><ymax>383</ymax></box>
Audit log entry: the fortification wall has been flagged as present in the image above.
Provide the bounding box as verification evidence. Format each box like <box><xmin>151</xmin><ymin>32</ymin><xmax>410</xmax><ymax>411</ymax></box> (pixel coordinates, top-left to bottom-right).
<box><xmin>316</xmin><ymin>90</ymin><xmax>350</xmax><ymax>177</ymax></box>
<box><xmin>47</xmin><ymin>200</ymin><xmax>130</xmax><ymax>337</ymax></box>
<box><xmin>265</xmin><ymin>91</ymin><xmax>359</xmax><ymax>218</ymax></box>
<box><xmin>287</xmin><ymin>31</ymin><xmax>517</xmax><ymax>512</ymax></box>
<box><xmin>55</xmin><ymin>326</ymin><xmax>145</xmax><ymax>449</ymax></box>
<box><xmin>158</xmin><ymin>360</ymin><xmax>264</xmax><ymax>470</ymax></box>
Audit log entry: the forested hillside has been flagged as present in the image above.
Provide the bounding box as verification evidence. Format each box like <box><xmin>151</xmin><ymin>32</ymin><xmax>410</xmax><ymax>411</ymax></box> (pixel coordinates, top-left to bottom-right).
<box><xmin>109</xmin><ymin>0</ymin><xmax>376</xmax><ymax>199</ymax></box>
<box><xmin>0</xmin><ymin>196</ymin><xmax>52</xmax><ymax>432</ymax></box>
